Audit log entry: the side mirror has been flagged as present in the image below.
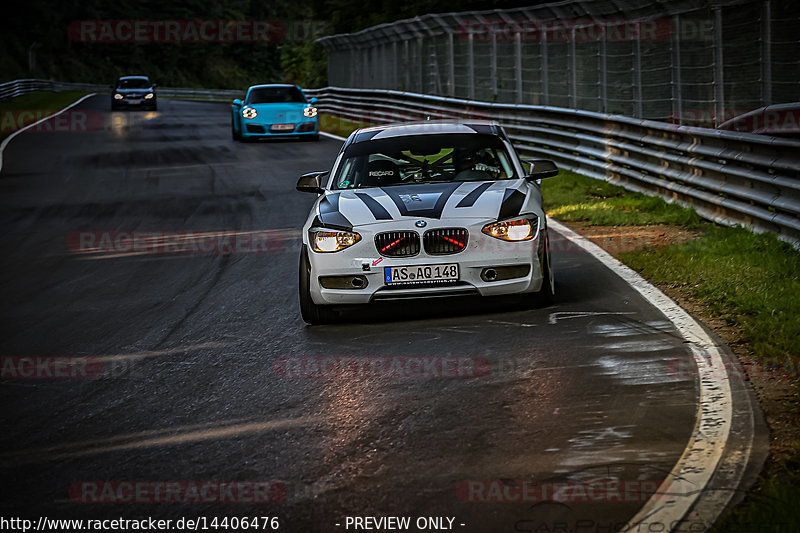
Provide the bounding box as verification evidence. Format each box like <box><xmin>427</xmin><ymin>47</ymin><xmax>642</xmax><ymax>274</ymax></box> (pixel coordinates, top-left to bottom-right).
<box><xmin>152</xmin><ymin>83</ymin><xmax>158</xmax><ymax>88</ymax></box>
<box><xmin>310</xmin><ymin>97</ymin><xmax>318</xmax><ymax>105</ymax></box>
<box><xmin>296</xmin><ymin>171</ymin><xmax>328</xmax><ymax>194</ymax></box>
<box><xmin>232</xmin><ymin>99</ymin><xmax>242</xmax><ymax>106</ymax></box>
<box><xmin>524</xmin><ymin>159</ymin><xmax>559</xmax><ymax>180</ymax></box>
<box><xmin>109</xmin><ymin>85</ymin><xmax>115</xmax><ymax>90</ymax></box>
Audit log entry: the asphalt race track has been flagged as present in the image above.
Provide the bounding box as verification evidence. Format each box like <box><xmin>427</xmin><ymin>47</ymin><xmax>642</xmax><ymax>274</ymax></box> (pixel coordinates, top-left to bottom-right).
<box><xmin>0</xmin><ymin>96</ymin><xmax>761</xmax><ymax>532</ymax></box>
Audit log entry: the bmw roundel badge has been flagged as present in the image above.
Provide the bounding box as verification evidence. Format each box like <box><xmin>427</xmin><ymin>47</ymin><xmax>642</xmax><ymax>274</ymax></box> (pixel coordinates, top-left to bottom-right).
<box><xmin>415</xmin><ymin>220</ymin><xmax>427</xmax><ymax>228</ymax></box>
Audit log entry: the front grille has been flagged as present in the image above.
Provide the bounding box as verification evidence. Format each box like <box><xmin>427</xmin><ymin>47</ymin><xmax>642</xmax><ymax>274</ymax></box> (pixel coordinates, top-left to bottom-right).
<box><xmin>375</xmin><ymin>231</ymin><xmax>420</xmax><ymax>257</ymax></box>
<box><xmin>423</xmin><ymin>228</ymin><xmax>469</xmax><ymax>255</ymax></box>
<box><xmin>246</xmin><ymin>124</ymin><xmax>266</xmax><ymax>134</ymax></box>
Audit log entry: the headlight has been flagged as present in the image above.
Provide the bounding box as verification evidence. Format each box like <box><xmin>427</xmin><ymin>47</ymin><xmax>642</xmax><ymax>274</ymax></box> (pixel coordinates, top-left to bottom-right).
<box><xmin>113</xmin><ymin>93</ymin><xmax>123</xmax><ymax>100</ymax></box>
<box><xmin>482</xmin><ymin>216</ymin><xmax>538</xmax><ymax>242</ymax></box>
<box><xmin>311</xmin><ymin>229</ymin><xmax>361</xmax><ymax>253</ymax></box>
<box><xmin>304</xmin><ymin>106</ymin><xmax>318</xmax><ymax>118</ymax></box>
<box><xmin>144</xmin><ymin>93</ymin><xmax>154</xmax><ymax>99</ymax></box>
<box><xmin>242</xmin><ymin>107</ymin><xmax>257</xmax><ymax>119</ymax></box>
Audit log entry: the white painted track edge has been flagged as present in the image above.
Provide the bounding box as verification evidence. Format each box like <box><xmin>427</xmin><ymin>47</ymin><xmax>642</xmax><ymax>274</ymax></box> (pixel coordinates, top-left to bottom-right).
<box><xmin>548</xmin><ymin>218</ymin><xmax>737</xmax><ymax>532</ymax></box>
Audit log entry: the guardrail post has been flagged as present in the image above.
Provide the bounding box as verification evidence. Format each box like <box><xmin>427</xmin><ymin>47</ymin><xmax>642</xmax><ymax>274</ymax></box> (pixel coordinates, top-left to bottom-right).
<box><xmin>515</xmin><ymin>31</ymin><xmax>523</xmax><ymax>104</ymax></box>
<box><xmin>761</xmin><ymin>0</ymin><xmax>772</xmax><ymax>105</ymax></box>
<box><xmin>599</xmin><ymin>35</ymin><xmax>608</xmax><ymax>113</ymax></box>
<box><xmin>404</xmin><ymin>40</ymin><xmax>410</xmax><ymax>91</ymax></box>
<box><xmin>634</xmin><ymin>22</ymin><xmax>643</xmax><ymax>118</ymax></box>
<box><xmin>28</xmin><ymin>42</ymin><xmax>41</xmax><ymax>73</ymax></box>
<box><xmin>569</xmin><ymin>26</ymin><xmax>577</xmax><ymax>109</ymax></box>
<box><xmin>540</xmin><ymin>30</ymin><xmax>549</xmax><ymax>105</ymax></box>
<box><xmin>467</xmin><ymin>32</ymin><xmax>475</xmax><ymax>100</ymax></box>
<box><xmin>448</xmin><ymin>31</ymin><xmax>456</xmax><ymax>97</ymax></box>
<box><xmin>385</xmin><ymin>43</ymin><xmax>390</xmax><ymax>89</ymax></box>
<box><xmin>417</xmin><ymin>36</ymin><xmax>424</xmax><ymax>93</ymax></box>
<box><xmin>393</xmin><ymin>41</ymin><xmax>399</xmax><ymax>90</ymax></box>
<box><xmin>490</xmin><ymin>30</ymin><xmax>498</xmax><ymax>100</ymax></box>
<box><xmin>713</xmin><ymin>7</ymin><xmax>725</xmax><ymax>127</ymax></box>
<box><xmin>671</xmin><ymin>14</ymin><xmax>683</xmax><ymax>125</ymax></box>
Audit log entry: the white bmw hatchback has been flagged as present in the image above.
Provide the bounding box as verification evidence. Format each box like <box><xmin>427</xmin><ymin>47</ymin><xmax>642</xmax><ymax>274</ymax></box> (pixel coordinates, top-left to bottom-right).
<box><xmin>296</xmin><ymin>122</ymin><xmax>558</xmax><ymax>324</ymax></box>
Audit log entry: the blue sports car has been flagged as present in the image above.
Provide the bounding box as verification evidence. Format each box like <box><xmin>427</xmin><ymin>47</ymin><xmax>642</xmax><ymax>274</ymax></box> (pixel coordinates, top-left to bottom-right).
<box><xmin>231</xmin><ymin>84</ymin><xmax>319</xmax><ymax>142</ymax></box>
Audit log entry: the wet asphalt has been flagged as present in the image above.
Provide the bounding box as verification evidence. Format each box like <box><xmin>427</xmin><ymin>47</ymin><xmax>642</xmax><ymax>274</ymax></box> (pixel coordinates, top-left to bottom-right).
<box><xmin>0</xmin><ymin>95</ymin><xmax>701</xmax><ymax>532</ymax></box>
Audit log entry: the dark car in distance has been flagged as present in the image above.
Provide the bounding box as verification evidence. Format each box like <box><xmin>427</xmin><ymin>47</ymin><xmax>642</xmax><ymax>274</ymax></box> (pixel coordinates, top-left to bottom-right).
<box><xmin>111</xmin><ymin>76</ymin><xmax>158</xmax><ymax>111</ymax></box>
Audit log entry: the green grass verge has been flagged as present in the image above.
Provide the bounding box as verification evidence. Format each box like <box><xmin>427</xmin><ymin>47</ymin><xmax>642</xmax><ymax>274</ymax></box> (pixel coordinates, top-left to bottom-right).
<box><xmin>621</xmin><ymin>226</ymin><xmax>800</xmax><ymax>362</ymax></box>
<box><xmin>0</xmin><ymin>90</ymin><xmax>90</xmax><ymax>141</ymax></box>
<box><xmin>319</xmin><ymin>114</ymin><xmax>372</xmax><ymax>139</ymax></box>
<box><xmin>541</xmin><ymin>170</ymin><xmax>702</xmax><ymax>226</ymax></box>
<box><xmin>710</xmin><ymin>475</ymin><xmax>800</xmax><ymax>532</ymax></box>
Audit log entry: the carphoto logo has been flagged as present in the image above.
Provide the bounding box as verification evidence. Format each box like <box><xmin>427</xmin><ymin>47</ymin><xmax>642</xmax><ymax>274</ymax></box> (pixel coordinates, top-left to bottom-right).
<box><xmin>70</xmin><ymin>481</ymin><xmax>286</xmax><ymax>504</ymax></box>
<box><xmin>67</xmin><ymin>230</ymin><xmax>296</xmax><ymax>257</ymax></box>
<box><xmin>272</xmin><ymin>356</ymin><xmax>491</xmax><ymax>379</ymax></box>
<box><xmin>68</xmin><ymin>19</ymin><xmax>330</xmax><ymax>44</ymax></box>
<box><xmin>0</xmin><ymin>109</ymin><xmax>104</xmax><ymax>133</ymax></box>
<box><xmin>0</xmin><ymin>356</ymin><xmax>104</xmax><ymax>379</ymax></box>
<box><xmin>456</xmin><ymin>479</ymin><xmax>661</xmax><ymax>503</ymax></box>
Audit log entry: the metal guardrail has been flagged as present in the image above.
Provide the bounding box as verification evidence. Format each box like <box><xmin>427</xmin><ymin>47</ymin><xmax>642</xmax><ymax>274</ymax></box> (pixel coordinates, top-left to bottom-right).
<box><xmin>305</xmin><ymin>87</ymin><xmax>800</xmax><ymax>247</ymax></box>
<box><xmin>0</xmin><ymin>79</ymin><xmax>244</xmax><ymax>101</ymax></box>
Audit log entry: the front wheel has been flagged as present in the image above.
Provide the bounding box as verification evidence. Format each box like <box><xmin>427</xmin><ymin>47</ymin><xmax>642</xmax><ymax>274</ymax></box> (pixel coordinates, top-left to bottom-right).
<box><xmin>529</xmin><ymin>232</ymin><xmax>555</xmax><ymax>307</ymax></box>
<box><xmin>299</xmin><ymin>248</ymin><xmax>337</xmax><ymax>324</ymax></box>
<box><xmin>231</xmin><ymin>118</ymin><xmax>241</xmax><ymax>141</ymax></box>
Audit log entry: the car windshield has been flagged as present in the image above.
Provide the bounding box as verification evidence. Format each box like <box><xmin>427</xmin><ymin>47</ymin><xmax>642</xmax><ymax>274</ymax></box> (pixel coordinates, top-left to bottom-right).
<box><xmin>333</xmin><ymin>133</ymin><xmax>518</xmax><ymax>189</ymax></box>
<box><xmin>117</xmin><ymin>78</ymin><xmax>151</xmax><ymax>89</ymax></box>
<box><xmin>246</xmin><ymin>86</ymin><xmax>307</xmax><ymax>104</ymax></box>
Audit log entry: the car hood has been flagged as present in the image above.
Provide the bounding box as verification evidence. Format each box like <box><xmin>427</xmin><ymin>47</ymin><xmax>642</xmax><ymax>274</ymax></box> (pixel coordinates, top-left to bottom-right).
<box><xmin>245</xmin><ymin>102</ymin><xmax>312</xmax><ymax>122</ymax></box>
<box><xmin>115</xmin><ymin>88</ymin><xmax>154</xmax><ymax>94</ymax></box>
<box><xmin>247</xmin><ymin>102</ymin><xmax>310</xmax><ymax>112</ymax></box>
<box><xmin>314</xmin><ymin>180</ymin><xmax>532</xmax><ymax>229</ymax></box>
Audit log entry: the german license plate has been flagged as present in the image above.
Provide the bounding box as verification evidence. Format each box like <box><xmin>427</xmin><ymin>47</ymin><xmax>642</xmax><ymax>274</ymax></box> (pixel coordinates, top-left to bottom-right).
<box><xmin>271</xmin><ymin>123</ymin><xmax>294</xmax><ymax>131</ymax></box>
<box><xmin>384</xmin><ymin>264</ymin><xmax>459</xmax><ymax>285</ymax></box>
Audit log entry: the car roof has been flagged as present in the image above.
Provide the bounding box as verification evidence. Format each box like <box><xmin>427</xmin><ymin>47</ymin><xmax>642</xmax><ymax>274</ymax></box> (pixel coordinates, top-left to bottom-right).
<box><xmin>347</xmin><ymin>121</ymin><xmax>506</xmax><ymax>146</ymax></box>
<box><xmin>248</xmin><ymin>84</ymin><xmax>299</xmax><ymax>90</ymax></box>
<box><xmin>118</xmin><ymin>76</ymin><xmax>150</xmax><ymax>81</ymax></box>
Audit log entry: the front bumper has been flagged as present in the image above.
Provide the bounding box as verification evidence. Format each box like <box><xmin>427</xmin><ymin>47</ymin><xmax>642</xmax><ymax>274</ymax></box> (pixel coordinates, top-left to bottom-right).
<box><xmin>112</xmin><ymin>97</ymin><xmax>156</xmax><ymax>108</ymax></box>
<box><xmin>240</xmin><ymin>118</ymin><xmax>318</xmax><ymax>138</ymax></box>
<box><xmin>305</xmin><ymin>218</ymin><xmax>548</xmax><ymax>306</ymax></box>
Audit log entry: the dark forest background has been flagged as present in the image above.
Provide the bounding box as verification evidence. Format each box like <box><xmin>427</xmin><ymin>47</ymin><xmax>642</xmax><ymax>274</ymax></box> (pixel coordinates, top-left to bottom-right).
<box><xmin>1</xmin><ymin>0</ymin><xmax>539</xmax><ymax>88</ymax></box>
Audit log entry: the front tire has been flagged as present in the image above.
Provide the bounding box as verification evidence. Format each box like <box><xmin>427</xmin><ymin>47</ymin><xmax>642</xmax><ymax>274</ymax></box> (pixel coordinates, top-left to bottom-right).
<box><xmin>299</xmin><ymin>247</ymin><xmax>336</xmax><ymax>324</ymax></box>
<box><xmin>231</xmin><ymin>118</ymin><xmax>241</xmax><ymax>141</ymax></box>
<box><xmin>529</xmin><ymin>232</ymin><xmax>555</xmax><ymax>307</ymax></box>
